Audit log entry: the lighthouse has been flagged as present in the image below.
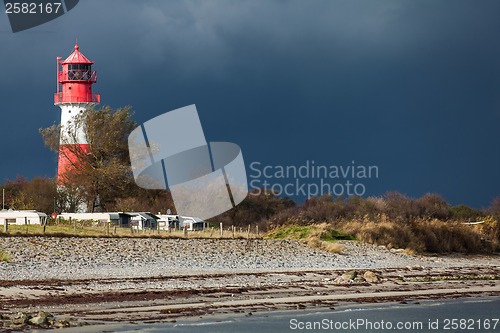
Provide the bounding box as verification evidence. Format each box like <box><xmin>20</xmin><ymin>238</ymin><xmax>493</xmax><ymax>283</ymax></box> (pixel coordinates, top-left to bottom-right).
<box><xmin>54</xmin><ymin>43</ymin><xmax>100</xmax><ymax>184</ymax></box>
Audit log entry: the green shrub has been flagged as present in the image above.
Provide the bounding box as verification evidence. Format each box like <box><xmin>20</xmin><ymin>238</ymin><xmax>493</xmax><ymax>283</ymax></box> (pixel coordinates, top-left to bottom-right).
<box><xmin>0</xmin><ymin>249</ymin><xmax>11</xmax><ymax>263</ymax></box>
<box><xmin>267</xmin><ymin>225</ymin><xmax>313</xmax><ymax>239</ymax></box>
<box><xmin>450</xmin><ymin>205</ymin><xmax>485</xmax><ymax>221</ymax></box>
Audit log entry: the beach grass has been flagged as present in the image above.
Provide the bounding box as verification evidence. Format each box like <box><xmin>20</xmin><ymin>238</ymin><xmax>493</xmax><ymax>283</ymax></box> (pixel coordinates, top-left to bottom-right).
<box><xmin>267</xmin><ymin>224</ymin><xmax>347</xmax><ymax>253</ymax></box>
<box><xmin>0</xmin><ymin>223</ymin><xmax>261</xmax><ymax>240</ymax></box>
<box><xmin>0</xmin><ymin>249</ymin><xmax>11</xmax><ymax>262</ymax></box>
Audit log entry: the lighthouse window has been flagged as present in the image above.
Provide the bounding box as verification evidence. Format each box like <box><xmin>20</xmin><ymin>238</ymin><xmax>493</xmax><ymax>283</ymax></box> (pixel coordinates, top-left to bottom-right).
<box><xmin>68</xmin><ymin>64</ymin><xmax>92</xmax><ymax>80</ymax></box>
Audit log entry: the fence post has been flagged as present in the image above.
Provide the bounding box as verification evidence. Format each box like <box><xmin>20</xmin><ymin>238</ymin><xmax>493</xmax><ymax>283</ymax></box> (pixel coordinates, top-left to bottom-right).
<box><xmin>25</xmin><ymin>217</ymin><xmax>28</xmax><ymax>234</ymax></box>
<box><xmin>58</xmin><ymin>216</ymin><xmax>61</xmax><ymax>225</ymax></box>
<box><xmin>71</xmin><ymin>217</ymin><xmax>76</xmax><ymax>235</ymax></box>
<box><xmin>3</xmin><ymin>220</ymin><xmax>7</xmax><ymax>233</ymax></box>
<box><xmin>183</xmin><ymin>226</ymin><xmax>188</xmax><ymax>238</ymax></box>
<box><xmin>256</xmin><ymin>225</ymin><xmax>259</xmax><ymax>237</ymax></box>
<box><xmin>247</xmin><ymin>224</ymin><xmax>251</xmax><ymax>239</ymax></box>
<box><xmin>130</xmin><ymin>225</ymin><xmax>133</xmax><ymax>235</ymax></box>
<box><xmin>43</xmin><ymin>217</ymin><xmax>47</xmax><ymax>234</ymax></box>
<box><xmin>210</xmin><ymin>227</ymin><xmax>214</xmax><ymax>238</ymax></box>
<box><xmin>106</xmin><ymin>222</ymin><xmax>109</xmax><ymax>236</ymax></box>
<box><xmin>220</xmin><ymin>222</ymin><xmax>223</xmax><ymax>237</ymax></box>
<box><xmin>113</xmin><ymin>225</ymin><xmax>117</xmax><ymax>235</ymax></box>
<box><xmin>232</xmin><ymin>225</ymin><xmax>235</xmax><ymax>238</ymax></box>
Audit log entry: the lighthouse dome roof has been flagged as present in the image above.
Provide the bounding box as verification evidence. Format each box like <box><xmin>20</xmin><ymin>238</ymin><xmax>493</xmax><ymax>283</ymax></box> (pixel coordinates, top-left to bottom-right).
<box><xmin>62</xmin><ymin>43</ymin><xmax>94</xmax><ymax>64</ymax></box>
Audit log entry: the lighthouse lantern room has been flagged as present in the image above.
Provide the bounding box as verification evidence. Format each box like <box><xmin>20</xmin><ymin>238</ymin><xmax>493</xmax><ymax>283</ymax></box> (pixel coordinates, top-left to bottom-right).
<box><xmin>54</xmin><ymin>43</ymin><xmax>100</xmax><ymax>183</ymax></box>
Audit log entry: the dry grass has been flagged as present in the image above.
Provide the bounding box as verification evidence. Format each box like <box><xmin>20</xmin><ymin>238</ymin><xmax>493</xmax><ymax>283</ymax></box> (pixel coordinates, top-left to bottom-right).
<box><xmin>319</xmin><ymin>241</ymin><xmax>344</xmax><ymax>253</ymax></box>
<box><xmin>304</xmin><ymin>238</ymin><xmax>344</xmax><ymax>253</ymax></box>
<box><xmin>268</xmin><ymin>215</ymin><xmax>499</xmax><ymax>254</ymax></box>
<box><xmin>403</xmin><ymin>248</ymin><xmax>416</xmax><ymax>256</ymax></box>
<box><xmin>335</xmin><ymin>217</ymin><xmax>499</xmax><ymax>253</ymax></box>
<box><xmin>304</xmin><ymin>238</ymin><xmax>343</xmax><ymax>253</ymax></box>
<box><xmin>337</xmin><ymin>220</ymin><xmax>413</xmax><ymax>250</ymax></box>
<box><xmin>0</xmin><ymin>224</ymin><xmax>262</xmax><ymax>240</ymax></box>
<box><xmin>263</xmin><ymin>193</ymin><xmax>499</xmax><ymax>254</ymax></box>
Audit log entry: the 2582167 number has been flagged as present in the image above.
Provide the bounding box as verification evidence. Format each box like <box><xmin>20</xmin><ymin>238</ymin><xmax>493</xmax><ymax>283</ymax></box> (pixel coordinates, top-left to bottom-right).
<box><xmin>5</xmin><ymin>2</ymin><xmax>62</xmax><ymax>14</ymax></box>
<box><xmin>443</xmin><ymin>318</ymin><xmax>499</xmax><ymax>330</ymax></box>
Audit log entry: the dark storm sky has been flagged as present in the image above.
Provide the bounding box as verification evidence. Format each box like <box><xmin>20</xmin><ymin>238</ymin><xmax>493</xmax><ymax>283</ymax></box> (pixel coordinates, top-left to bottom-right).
<box><xmin>0</xmin><ymin>0</ymin><xmax>499</xmax><ymax>208</ymax></box>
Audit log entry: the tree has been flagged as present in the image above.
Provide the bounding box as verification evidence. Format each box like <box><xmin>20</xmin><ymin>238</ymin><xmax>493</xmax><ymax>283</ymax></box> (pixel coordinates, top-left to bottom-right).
<box><xmin>1</xmin><ymin>177</ymin><xmax>57</xmax><ymax>213</ymax></box>
<box><xmin>55</xmin><ymin>183</ymin><xmax>86</xmax><ymax>213</ymax></box>
<box><xmin>416</xmin><ymin>193</ymin><xmax>451</xmax><ymax>220</ymax></box>
<box><xmin>21</xmin><ymin>177</ymin><xmax>58</xmax><ymax>213</ymax></box>
<box><xmin>109</xmin><ymin>188</ymin><xmax>175</xmax><ymax>214</ymax></box>
<box><xmin>211</xmin><ymin>189</ymin><xmax>295</xmax><ymax>229</ymax></box>
<box><xmin>384</xmin><ymin>191</ymin><xmax>418</xmax><ymax>222</ymax></box>
<box><xmin>2</xmin><ymin>176</ymin><xmax>29</xmax><ymax>210</ymax></box>
<box><xmin>40</xmin><ymin>106</ymin><xmax>138</xmax><ymax>212</ymax></box>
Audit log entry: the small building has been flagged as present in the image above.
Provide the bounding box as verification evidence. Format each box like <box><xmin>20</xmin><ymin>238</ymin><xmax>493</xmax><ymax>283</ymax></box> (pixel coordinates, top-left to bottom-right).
<box><xmin>128</xmin><ymin>212</ymin><xmax>159</xmax><ymax>230</ymax></box>
<box><xmin>57</xmin><ymin>212</ymin><xmax>132</xmax><ymax>226</ymax></box>
<box><xmin>157</xmin><ymin>214</ymin><xmax>180</xmax><ymax>231</ymax></box>
<box><xmin>0</xmin><ymin>210</ymin><xmax>48</xmax><ymax>225</ymax></box>
<box><xmin>156</xmin><ymin>215</ymin><xmax>207</xmax><ymax>231</ymax></box>
<box><xmin>56</xmin><ymin>212</ymin><xmax>161</xmax><ymax>229</ymax></box>
<box><xmin>179</xmin><ymin>216</ymin><xmax>207</xmax><ymax>231</ymax></box>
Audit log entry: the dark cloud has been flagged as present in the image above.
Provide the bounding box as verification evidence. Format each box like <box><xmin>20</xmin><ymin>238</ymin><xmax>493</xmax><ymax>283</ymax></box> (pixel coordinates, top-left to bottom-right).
<box><xmin>0</xmin><ymin>0</ymin><xmax>499</xmax><ymax>207</ymax></box>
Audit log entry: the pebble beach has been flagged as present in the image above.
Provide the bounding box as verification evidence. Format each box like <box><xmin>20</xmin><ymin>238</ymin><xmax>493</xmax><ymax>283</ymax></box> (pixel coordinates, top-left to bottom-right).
<box><xmin>1</xmin><ymin>236</ymin><xmax>499</xmax><ymax>331</ymax></box>
<box><xmin>1</xmin><ymin>236</ymin><xmax>498</xmax><ymax>281</ymax></box>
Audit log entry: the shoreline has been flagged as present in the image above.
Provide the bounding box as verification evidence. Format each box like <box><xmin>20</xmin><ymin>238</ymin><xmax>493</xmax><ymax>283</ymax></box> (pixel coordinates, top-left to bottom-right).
<box><xmin>27</xmin><ymin>296</ymin><xmax>500</xmax><ymax>333</ymax></box>
<box><xmin>1</xmin><ymin>237</ymin><xmax>499</xmax><ymax>330</ymax></box>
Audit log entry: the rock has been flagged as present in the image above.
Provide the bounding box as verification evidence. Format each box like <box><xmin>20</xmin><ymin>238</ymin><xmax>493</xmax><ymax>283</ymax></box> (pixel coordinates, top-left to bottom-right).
<box><xmin>334</xmin><ymin>270</ymin><xmax>359</xmax><ymax>283</ymax></box>
<box><xmin>29</xmin><ymin>315</ymin><xmax>46</xmax><ymax>326</ymax></box>
<box><xmin>29</xmin><ymin>311</ymin><xmax>53</xmax><ymax>326</ymax></box>
<box><xmin>53</xmin><ymin>319</ymin><xmax>70</xmax><ymax>328</ymax></box>
<box><xmin>363</xmin><ymin>271</ymin><xmax>379</xmax><ymax>283</ymax></box>
<box><xmin>341</xmin><ymin>270</ymin><xmax>357</xmax><ymax>281</ymax></box>
<box><xmin>12</xmin><ymin>312</ymin><xmax>29</xmax><ymax>325</ymax></box>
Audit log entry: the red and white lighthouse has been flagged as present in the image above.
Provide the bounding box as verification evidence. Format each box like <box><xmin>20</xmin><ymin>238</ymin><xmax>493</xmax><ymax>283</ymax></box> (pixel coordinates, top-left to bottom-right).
<box><xmin>54</xmin><ymin>43</ymin><xmax>100</xmax><ymax>183</ymax></box>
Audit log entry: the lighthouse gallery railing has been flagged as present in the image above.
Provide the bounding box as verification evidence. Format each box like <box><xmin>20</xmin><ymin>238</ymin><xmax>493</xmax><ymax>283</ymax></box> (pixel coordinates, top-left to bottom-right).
<box><xmin>54</xmin><ymin>93</ymin><xmax>101</xmax><ymax>104</ymax></box>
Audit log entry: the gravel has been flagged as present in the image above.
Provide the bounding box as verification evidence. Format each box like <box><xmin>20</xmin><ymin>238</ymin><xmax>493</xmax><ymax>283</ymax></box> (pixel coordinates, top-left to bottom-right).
<box><xmin>0</xmin><ymin>236</ymin><xmax>498</xmax><ymax>281</ymax></box>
